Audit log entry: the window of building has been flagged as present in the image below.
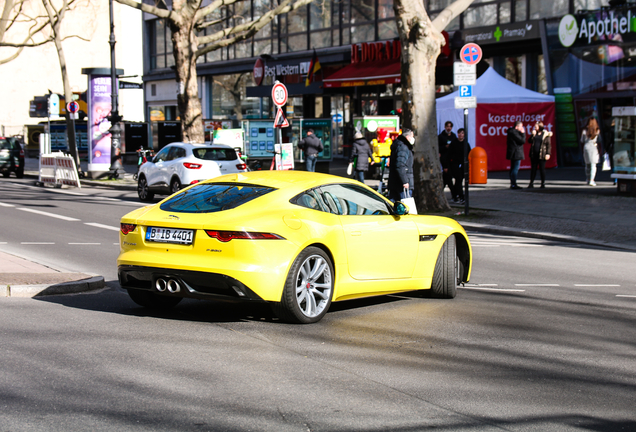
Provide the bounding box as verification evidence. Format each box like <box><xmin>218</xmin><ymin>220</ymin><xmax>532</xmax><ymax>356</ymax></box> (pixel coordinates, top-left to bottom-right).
<box><xmin>529</xmin><ymin>0</ymin><xmax>568</xmax><ymax>19</ymax></box>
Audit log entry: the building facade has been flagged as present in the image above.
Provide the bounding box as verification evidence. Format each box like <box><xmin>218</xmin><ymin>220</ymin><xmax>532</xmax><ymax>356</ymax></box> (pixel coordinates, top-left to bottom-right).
<box><xmin>142</xmin><ymin>0</ymin><xmax>633</xmax><ymax>165</ymax></box>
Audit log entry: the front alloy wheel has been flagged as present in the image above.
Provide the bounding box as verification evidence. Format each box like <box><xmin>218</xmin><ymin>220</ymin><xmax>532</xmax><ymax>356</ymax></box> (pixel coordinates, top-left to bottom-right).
<box><xmin>273</xmin><ymin>247</ymin><xmax>334</xmax><ymax>324</ymax></box>
<box><xmin>137</xmin><ymin>176</ymin><xmax>154</xmax><ymax>202</ymax></box>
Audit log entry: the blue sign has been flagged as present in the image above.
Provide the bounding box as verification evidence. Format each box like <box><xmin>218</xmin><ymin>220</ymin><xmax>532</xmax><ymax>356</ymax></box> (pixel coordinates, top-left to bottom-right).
<box><xmin>460</xmin><ymin>43</ymin><xmax>482</xmax><ymax>65</ymax></box>
<box><xmin>459</xmin><ymin>85</ymin><xmax>473</xmax><ymax>97</ymax></box>
<box><xmin>332</xmin><ymin>113</ymin><xmax>343</xmax><ymax>124</ymax></box>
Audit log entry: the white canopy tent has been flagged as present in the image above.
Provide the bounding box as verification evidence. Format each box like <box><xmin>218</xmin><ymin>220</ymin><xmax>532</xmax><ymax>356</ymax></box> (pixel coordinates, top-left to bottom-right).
<box><xmin>436</xmin><ymin>67</ymin><xmax>555</xmax><ymax>148</ymax></box>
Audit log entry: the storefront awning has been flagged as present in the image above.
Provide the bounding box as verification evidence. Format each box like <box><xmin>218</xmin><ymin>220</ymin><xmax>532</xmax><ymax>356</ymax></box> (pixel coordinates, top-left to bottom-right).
<box><xmin>323</xmin><ymin>61</ymin><xmax>400</xmax><ymax>88</ymax></box>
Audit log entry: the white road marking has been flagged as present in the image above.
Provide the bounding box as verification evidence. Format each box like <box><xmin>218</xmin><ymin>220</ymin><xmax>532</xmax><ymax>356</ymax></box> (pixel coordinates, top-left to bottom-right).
<box><xmin>0</xmin><ymin>242</ymin><xmax>7</xmax><ymax>244</ymax></box>
<box><xmin>459</xmin><ymin>287</ymin><xmax>526</xmax><ymax>292</ymax></box>
<box><xmin>21</xmin><ymin>242</ymin><xmax>55</xmax><ymax>245</ymax></box>
<box><xmin>575</xmin><ymin>284</ymin><xmax>620</xmax><ymax>287</ymax></box>
<box><xmin>464</xmin><ymin>283</ymin><xmax>498</xmax><ymax>287</ymax></box>
<box><xmin>17</xmin><ymin>207</ymin><xmax>80</xmax><ymax>221</ymax></box>
<box><xmin>515</xmin><ymin>283</ymin><xmax>560</xmax><ymax>287</ymax></box>
<box><xmin>0</xmin><ymin>202</ymin><xmax>15</xmax><ymax>207</ymax></box>
<box><xmin>616</xmin><ymin>295</ymin><xmax>636</xmax><ymax>298</ymax></box>
<box><xmin>84</xmin><ymin>222</ymin><xmax>120</xmax><ymax>231</ymax></box>
<box><xmin>68</xmin><ymin>242</ymin><xmax>101</xmax><ymax>245</ymax></box>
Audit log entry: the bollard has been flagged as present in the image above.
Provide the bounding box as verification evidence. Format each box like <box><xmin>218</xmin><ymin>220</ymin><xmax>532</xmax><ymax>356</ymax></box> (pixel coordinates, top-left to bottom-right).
<box><xmin>468</xmin><ymin>146</ymin><xmax>487</xmax><ymax>184</ymax></box>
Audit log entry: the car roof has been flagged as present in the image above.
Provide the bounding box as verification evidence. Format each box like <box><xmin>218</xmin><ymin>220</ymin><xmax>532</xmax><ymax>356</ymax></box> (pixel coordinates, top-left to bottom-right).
<box><xmin>165</xmin><ymin>142</ymin><xmax>234</xmax><ymax>150</ymax></box>
<box><xmin>203</xmin><ymin>170</ymin><xmax>368</xmax><ymax>193</ymax></box>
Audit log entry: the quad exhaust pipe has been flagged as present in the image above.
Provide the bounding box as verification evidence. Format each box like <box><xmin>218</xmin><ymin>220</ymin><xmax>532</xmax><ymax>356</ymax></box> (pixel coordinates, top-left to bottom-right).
<box><xmin>155</xmin><ymin>277</ymin><xmax>181</xmax><ymax>293</ymax></box>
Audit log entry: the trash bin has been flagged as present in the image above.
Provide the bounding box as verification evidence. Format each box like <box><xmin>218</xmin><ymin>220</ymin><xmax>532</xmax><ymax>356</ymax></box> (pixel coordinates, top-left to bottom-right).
<box><xmin>468</xmin><ymin>146</ymin><xmax>487</xmax><ymax>184</ymax></box>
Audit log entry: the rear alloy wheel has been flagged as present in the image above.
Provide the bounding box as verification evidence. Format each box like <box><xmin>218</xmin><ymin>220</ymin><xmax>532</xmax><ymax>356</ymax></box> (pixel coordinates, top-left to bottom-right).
<box><xmin>273</xmin><ymin>247</ymin><xmax>334</xmax><ymax>324</ymax></box>
<box><xmin>137</xmin><ymin>175</ymin><xmax>154</xmax><ymax>202</ymax></box>
<box><xmin>430</xmin><ymin>235</ymin><xmax>458</xmax><ymax>298</ymax></box>
<box><xmin>127</xmin><ymin>289</ymin><xmax>182</xmax><ymax>310</ymax></box>
<box><xmin>170</xmin><ymin>178</ymin><xmax>181</xmax><ymax>195</ymax></box>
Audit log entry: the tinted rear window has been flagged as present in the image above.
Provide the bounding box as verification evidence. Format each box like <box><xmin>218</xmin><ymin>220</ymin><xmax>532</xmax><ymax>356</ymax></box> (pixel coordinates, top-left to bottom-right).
<box><xmin>192</xmin><ymin>148</ymin><xmax>237</xmax><ymax>161</ymax></box>
<box><xmin>160</xmin><ymin>183</ymin><xmax>275</xmax><ymax>213</ymax></box>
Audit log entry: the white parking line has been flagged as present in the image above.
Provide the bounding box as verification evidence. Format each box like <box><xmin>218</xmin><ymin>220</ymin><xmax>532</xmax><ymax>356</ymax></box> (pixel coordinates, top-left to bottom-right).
<box><xmin>616</xmin><ymin>295</ymin><xmax>636</xmax><ymax>298</ymax></box>
<box><xmin>575</xmin><ymin>284</ymin><xmax>620</xmax><ymax>287</ymax></box>
<box><xmin>68</xmin><ymin>242</ymin><xmax>101</xmax><ymax>245</ymax></box>
<box><xmin>0</xmin><ymin>202</ymin><xmax>15</xmax><ymax>207</ymax></box>
<box><xmin>17</xmin><ymin>208</ymin><xmax>80</xmax><ymax>221</ymax></box>
<box><xmin>84</xmin><ymin>222</ymin><xmax>120</xmax><ymax>231</ymax></box>
<box><xmin>21</xmin><ymin>242</ymin><xmax>55</xmax><ymax>245</ymax></box>
<box><xmin>459</xmin><ymin>286</ymin><xmax>526</xmax><ymax>292</ymax></box>
<box><xmin>515</xmin><ymin>283</ymin><xmax>560</xmax><ymax>287</ymax></box>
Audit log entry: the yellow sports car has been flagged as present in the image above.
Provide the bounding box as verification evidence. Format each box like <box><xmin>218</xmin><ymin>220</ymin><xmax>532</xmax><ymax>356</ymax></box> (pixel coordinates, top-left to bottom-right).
<box><xmin>118</xmin><ymin>171</ymin><xmax>472</xmax><ymax>323</ymax></box>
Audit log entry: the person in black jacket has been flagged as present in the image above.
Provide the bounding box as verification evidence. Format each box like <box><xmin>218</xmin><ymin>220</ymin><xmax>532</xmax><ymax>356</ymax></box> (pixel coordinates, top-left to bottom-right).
<box><xmin>388</xmin><ymin>129</ymin><xmax>414</xmax><ymax>202</ymax></box>
<box><xmin>349</xmin><ymin>131</ymin><xmax>374</xmax><ymax>183</ymax></box>
<box><xmin>506</xmin><ymin>121</ymin><xmax>526</xmax><ymax>189</ymax></box>
<box><xmin>298</xmin><ymin>129</ymin><xmax>323</xmax><ymax>172</ymax></box>
<box><xmin>449</xmin><ymin>128</ymin><xmax>468</xmax><ymax>202</ymax></box>
<box><xmin>438</xmin><ymin>121</ymin><xmax>457</xmax><ymax>194</ymax></box>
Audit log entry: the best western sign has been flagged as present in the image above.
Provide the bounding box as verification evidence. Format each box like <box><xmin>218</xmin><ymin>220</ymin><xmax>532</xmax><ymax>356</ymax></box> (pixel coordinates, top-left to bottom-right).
<box><xmin>559</xmin><ymin>9</ymin><xmax>636</xmax><ymax>47</ymax></box>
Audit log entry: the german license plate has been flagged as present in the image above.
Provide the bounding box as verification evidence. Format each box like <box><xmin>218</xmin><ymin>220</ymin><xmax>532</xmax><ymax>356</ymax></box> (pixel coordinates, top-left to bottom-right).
<box><xmin>146</xmin><ymin>227</ymin><xmax>194</xmax><ymax>245</ymax></box>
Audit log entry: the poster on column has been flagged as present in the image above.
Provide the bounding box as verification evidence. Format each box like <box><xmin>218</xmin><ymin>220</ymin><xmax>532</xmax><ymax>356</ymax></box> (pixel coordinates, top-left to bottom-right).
<box><xmin>476</xmin><ymin>103</ymin><xmax>557</xmax><ymax>171</ymax></box>
<box><xmin>88</xmin><ymin>75</ymin><xmax>113</xmax><ymax>169</ymax></box>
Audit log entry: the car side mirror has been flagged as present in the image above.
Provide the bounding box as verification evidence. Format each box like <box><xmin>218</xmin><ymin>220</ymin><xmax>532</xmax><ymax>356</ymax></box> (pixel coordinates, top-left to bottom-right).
<box><xmin>394</xmin><ymin>201</ymin><xmax>409</xmax><ymax>215</ymax></box>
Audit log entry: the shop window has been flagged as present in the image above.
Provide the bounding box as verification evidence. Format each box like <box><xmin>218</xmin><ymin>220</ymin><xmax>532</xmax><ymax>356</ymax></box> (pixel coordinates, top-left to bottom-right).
<box><xmin>254</xmin><ymin>39</ymin><xmax>272</xmax><ymax>56</ymax></box>
<box><xmin>287</xmin><ymin>7</ymin><xmax>307</xmax><ymax>34</ymax></box>
<box><xmin>574</xmin><ymin>0</ymin><xmax>609</xmax><ymax>12</ymax></box>
<box><xmin>310</xmin><ymin>1</ymin><xmax>331</xmax><ymax>30</ymax></box>
<box><xmin>515</xmin><ymin>0</ymin><xmax>527</xmax><ymax>21</ymax></box>
<box><xmin>499</xmin><ymin>2</ymin><xmax>511</xmax><ymax>23</ymax></box>
<box><xmin>351</xmin><ymin>0</ymin><xmax>374</xmax><ymax>23</ymax></box>
<box><xmin>284</xmin><ymin>34</ymin><xmax>307</xmax><ymax>52</ymax></box>
<box><xmin>505</xmin><ymin>56</ymin><xmax>524</xmax><ymax>87</ymax></box>
<box><xmin>529</xmin><ymin>0</ymin><xmax>568</xmax><ymax>19</ymax></box>
<box><xmin>311</xmin><ymin>30</ymin><xmax>332</xmax><ymax>48</ymax></box>
<box><xmin>378</xmin><ymin>0</ymin><xmax>394</xmax><ymax>19</ymax></box>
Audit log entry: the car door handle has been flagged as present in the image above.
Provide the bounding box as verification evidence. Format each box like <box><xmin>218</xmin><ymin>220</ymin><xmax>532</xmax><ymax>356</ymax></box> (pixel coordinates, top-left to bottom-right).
<box><xmin>350</xmin><ymin>231</ymin><xmax>361</xmax><ymax>236</ymax></box>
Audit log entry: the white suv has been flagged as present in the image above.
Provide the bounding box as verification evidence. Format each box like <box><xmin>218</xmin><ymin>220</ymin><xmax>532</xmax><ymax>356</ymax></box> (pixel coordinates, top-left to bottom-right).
<box><xmin>137</xmin><ymin>142</ymin><xmax>247</xmax><ymax>201</ymax></box>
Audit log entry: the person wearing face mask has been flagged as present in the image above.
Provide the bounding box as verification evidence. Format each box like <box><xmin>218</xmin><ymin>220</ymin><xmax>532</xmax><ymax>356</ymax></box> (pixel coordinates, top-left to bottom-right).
<box><xmin>527</xmin><ymin>121</ymin><xmax>552</xmax><ymax>188</ymax></box>
<box><xmin>388</xmin><ymin>128</ymin><xmax>415</xmax><ymax>202</ymax></box>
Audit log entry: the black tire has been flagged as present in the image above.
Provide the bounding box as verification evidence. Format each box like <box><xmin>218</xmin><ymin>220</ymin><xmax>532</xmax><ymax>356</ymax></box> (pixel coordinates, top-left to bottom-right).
<box><xmin>137</xmin><ymin>175</ymin><xmax>154</xmax><ymax>202</ymax></box>
<box><xmin>2</xmin><ymin>171</ymin><xmax>9</xmax><ymax>178</ymax></box>
<box><xmin>430</xmin><ymin>235</ymin><xmax>458</xmax><ymax>298</ymax></box>
<box><xmin>16</xmin><ymin>167</ymin><xmax>24</xmax><ymax>179</ymax></box>
<box><xmin>170</xmin><ymin>178</ymin><xmax>181</xmax><ymax>195</ymax></box>
<box><xmin>272</xmin><ymin>246</ymin><xmax>334</xmax><ymax>324</ymax></box>
<box><xmin>127</xmin><ymin>289</ymin><xmax>182</xmax><ymax>310</ymax></box>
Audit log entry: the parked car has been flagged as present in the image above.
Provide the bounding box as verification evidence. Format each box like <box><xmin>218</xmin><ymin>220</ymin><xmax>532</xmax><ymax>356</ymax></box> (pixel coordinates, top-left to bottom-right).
<box><xmin>137</xmin><ymin>142</ymin><xmax>247</xmax><ymax>201</ymax></box>
<box><xmin>0</xmin><ymin>137</ymin><xmax>25</xmax><ymax>178</ymax></box>
<box><xmin>118</xmin><ymin>170</ymin><xmax>472</xmax><ymax>324</ymax></box>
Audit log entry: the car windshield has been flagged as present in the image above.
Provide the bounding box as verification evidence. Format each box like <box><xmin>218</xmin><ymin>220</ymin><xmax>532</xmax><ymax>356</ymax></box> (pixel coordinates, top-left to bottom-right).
<box><xmin>192</xmin><ymin>148</ymin><xmax>237</xmax><ymax>161</ymax></box>
<box><xmin>0</xmin><ymin>139</ymin><xmax>10</xmax><ymax>150</ymax></box>
<box><xmin>160</xmin><ymin>183</ymin><xmax>275</xmax><ymax>213</ymax></box>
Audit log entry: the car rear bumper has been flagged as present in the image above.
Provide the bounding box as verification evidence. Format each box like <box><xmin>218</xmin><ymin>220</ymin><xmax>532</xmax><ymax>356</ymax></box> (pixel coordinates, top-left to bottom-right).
<box><xmin>118</xmin><ymin>265</ymin><xmax>266</xmax><ymax>302</ymax></box>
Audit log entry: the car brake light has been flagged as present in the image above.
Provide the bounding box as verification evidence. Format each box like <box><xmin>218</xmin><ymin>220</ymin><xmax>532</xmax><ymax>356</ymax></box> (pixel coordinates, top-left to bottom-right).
<box><xmin>120</xmin><ymin>223</ymin><xmax>136</xmax><ymax>235</ymax></box>
<box><xmin>183</xmin><ymin>162</ymin><xmax>202</xmax><ymax>169</ymax></box>
<box><xmin>190</xmin><ymin>180</ymin><xmax>200</xmax><ymax>185</ymax></box>
<box><xmin>205</xmin><ymin>230</ymin><xmax>285</xmax><ymax>242</ymax></box>
<box><xmin>236</xmin><ymin>163</ymin><xmax>247</xmax><ymax>170</ymax></box>
<box><xmin>20</xmin><ymin>149</ymin><xmax>24</xmax><ymax>157</ymax></box>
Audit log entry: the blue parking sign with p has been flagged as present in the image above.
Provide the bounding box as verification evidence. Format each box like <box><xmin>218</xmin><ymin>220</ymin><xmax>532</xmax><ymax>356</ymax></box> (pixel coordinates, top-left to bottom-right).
<box><xmin>459</xmin><ymin>85</ymin><xmax>473</xmax><ymax>97</ymax></box>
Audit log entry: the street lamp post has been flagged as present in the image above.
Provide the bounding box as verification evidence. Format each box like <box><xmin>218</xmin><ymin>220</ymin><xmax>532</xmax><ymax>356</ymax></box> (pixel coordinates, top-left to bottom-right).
<box><xmin>108</xmin><ymin>0</ymin><xmax>123</xmax><ymax>179</ymax></box>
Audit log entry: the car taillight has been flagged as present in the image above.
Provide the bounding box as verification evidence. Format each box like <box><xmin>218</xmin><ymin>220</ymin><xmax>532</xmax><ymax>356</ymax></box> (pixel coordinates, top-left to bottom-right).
<box><xmin>120</xmin><ymin>223</ymin><xmax>136</xmax><ymax>235</ymax></box>
<box><xmin>19</xmin><ymin>149</ymin><xmax>24</xmax><ymax>157</ymax></box>
<box><xmin>236</xmin><ymin>163</ymin><xmax>247</xmax><ymax>170</ymax></box>
<box><xmin>205</xmin><ymin>230</ymin><xmax>285</xmax><ymax>242</ymax></box>
<box><xmin>190</xmin><ymin>180</ymin><xmax>200</xmax><ymax>185</ymax></box>
<box><xmin>183</xmin><ymin>162</ymin><xmax>202</xmax><ymax>169</ymax></box>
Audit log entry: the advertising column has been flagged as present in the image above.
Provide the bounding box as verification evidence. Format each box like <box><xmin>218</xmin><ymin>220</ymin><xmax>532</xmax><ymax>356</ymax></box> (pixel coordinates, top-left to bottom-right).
<box><xmin>84</xmin><ymin>70</ymin><xmax>116</xmax><ymax>174</ymax></box>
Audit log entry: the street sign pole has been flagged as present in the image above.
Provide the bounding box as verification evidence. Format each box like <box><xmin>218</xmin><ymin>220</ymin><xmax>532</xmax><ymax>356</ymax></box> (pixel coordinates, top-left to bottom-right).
<box><xmin>464</xmin><ymin>108</ymin><xmax>469</xmax><ymax>216</ymax></box>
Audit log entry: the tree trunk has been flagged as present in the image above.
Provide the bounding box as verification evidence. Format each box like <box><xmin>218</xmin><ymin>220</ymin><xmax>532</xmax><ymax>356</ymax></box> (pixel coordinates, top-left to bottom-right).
<box><xmin>169</xmin><ymin>17</ymin><xmax>204</xmax><ymax>143</ymax></box>
<box><xmin>394</xmin><ymin>0</ymin><xmax>450</xmax><ymax>212</ymax></box>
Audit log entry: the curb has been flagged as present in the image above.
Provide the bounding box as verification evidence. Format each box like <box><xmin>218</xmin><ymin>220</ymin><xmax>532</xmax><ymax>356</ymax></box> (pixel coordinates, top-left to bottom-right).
<box><xmin>5</xmin><ymin>276</ymin><xmax>106</xmax><ymax>298</ymax></box>
<box><xmin>459</xmin><ymin>221</ymin><xmax>636</xmax><ymax>252</ymax></box>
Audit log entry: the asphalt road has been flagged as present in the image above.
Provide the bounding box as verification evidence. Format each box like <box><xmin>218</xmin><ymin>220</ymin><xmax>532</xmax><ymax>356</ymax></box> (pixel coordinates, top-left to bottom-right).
<box><xmin>1</xmin><ymin>179</ymin><xmax>635</xmax><ymax>431</ymax></box>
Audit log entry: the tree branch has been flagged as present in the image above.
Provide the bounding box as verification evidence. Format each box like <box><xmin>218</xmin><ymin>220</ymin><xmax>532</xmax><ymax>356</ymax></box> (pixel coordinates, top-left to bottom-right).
<box><xmin>115</xmin><ymin>0</ymin><xmax>173</xmax><ymax>20</ymax></box>
<box><xmin>431</xmin><ymin>0</ymin><xmax>474</xmax><ymax>32</ymax></box>
<box><xmin>194</xmin><ymin>0</ymin><xmax>244</xmax><ymax>23</ymax></box>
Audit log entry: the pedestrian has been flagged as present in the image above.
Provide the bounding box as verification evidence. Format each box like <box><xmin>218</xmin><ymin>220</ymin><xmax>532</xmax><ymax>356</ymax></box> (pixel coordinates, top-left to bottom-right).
<box><xmin>349</xmin><ymin>131</ymin><xmax>374</xmax><ymax>183</ymax></box>
<box><xmin>438</xmin><ymin>121</ymin><xmax>456</xmax><ymax>194</ymax></box>
<box><xmin>298</xmin><ymin>129</ymin><xmax>323</xmax><ymax>172</ymax></box>
<box><xmin>506</xmin><ymin>121</ymin><xmax>526</xmax><ymax>189</ymax></box>
<box><xmin>388</xmin><ymin>128</ymin><xmax>414</xmax><ymax>202</ymax></box>
<box><xmin>581</xmin><ymin>118</ymin><xmax>602</xmax><ymax>186</ymax></box>
<box><xmin>527</xmin><ymin>121</ymin><xmax>552</xmax><ymax>188</ymax></box>
<box><xmin>449</xmin><ymin>128</ymin><xmax>468</xmax><ymax>202</ymax></box>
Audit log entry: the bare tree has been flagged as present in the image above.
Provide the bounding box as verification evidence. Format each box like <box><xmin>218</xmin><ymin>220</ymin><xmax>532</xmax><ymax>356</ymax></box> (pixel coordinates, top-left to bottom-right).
<box><xmin>394</xmin><ymin>0</ymin><xmax>474</xmax><ymax>212</ymax></box>
<box><xmin>116</xmin><ymin>0</ymin><xmax>316</xmax><ymax>143</ymax></box>
<box><xmin>0</xmin><ymin>0</ymin><xmax>53</xmax><ymax>64</ymax></box>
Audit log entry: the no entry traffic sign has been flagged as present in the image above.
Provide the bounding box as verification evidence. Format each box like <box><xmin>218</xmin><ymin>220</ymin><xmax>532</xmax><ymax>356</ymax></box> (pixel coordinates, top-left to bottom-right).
<box><xmin>460</xmin><ymin>43</ymin><xmax>482</xmax><ymax>65</ymax></box>
<box><xmin>272</xmin><ymin>82</ymin><xmax>288</xmax><ymax>107</ymax></box>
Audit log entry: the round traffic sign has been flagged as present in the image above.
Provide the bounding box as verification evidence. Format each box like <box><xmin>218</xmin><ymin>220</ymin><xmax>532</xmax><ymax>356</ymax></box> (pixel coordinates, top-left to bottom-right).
<box><xmin>67</xmin><ymin>100</ymin><xmax>79</xmax><ymax>114</ymax></box>
<box><xmin>460</xmin><ymin>43</ymin><xmax>482</xmax><ymax>65</ymax></box>
<box><xmin>272</xmin><ymin>82</ymin><xmax>288</xmax><ymax>106</ymax></box>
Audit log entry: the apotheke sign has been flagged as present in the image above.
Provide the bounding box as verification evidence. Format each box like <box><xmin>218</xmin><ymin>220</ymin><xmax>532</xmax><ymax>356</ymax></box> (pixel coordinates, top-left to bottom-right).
<box><xmin>559</xmin><ymin>9</ymin><xmax>636</xmax><ymax>47</ymax></box>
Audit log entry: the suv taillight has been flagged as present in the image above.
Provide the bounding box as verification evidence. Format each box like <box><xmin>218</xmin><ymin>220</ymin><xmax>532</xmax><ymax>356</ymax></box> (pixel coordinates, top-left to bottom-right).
<box><xmin>183</xmin><ymin>162</ymin><xmax>202</xmax><ymax>169</ymax></box>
